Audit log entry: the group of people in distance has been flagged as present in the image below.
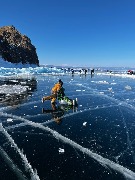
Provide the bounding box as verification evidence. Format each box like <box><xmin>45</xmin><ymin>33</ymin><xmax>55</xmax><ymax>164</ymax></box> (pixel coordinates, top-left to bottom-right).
<box><xmin>71</xmin><ymin>68</ymin><xmax>94</xmax><ymax>75</ymax></box>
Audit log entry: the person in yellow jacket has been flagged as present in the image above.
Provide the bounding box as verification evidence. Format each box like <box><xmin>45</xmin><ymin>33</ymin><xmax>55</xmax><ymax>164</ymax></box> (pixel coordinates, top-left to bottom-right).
<box><xmin>42</xmin><ymin>79</ymin><xmax>63</xmax><ymax>104</ymax></box>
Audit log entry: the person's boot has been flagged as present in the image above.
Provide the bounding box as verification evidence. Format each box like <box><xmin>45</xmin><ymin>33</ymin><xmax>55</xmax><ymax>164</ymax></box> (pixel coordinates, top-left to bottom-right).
<box><xmin>42</xmin><ymin>97</ymin><xmax>48</xmax><ymax>103</ymax></box>
<box><xmin>42</xmin><ymin>98</ymin><xmax>44</xmax><ymax>103</ymax></box>
<box><xmin>42</xmin><ymin>96</ymin><xmax>50</xmax><ymax>103</ymax></box>
<box><xmin>51</xmin><ymin>100</ymin><xmax>56</xmax><ymax>105</ymax></box>
<box><xmin>42</xmin><ymin>97</ymin><xmax>45</xmax><ymax>103</ymax></box>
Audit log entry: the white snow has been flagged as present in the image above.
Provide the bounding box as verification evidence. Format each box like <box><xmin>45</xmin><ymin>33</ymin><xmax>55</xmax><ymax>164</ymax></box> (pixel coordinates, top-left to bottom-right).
<box><xmin>125</xmin><ymin>85</ymin><xmax>132</xmax><ymax>90</ymax></box>
<box><xmin>0</xmin><ymin>84</ymin><xmax>28</xmax><ymax>94</ymax></box>
<box><xmin>58</xmin><ymin>148</ymin><xmax>65</xmax><ymax>153</ymax></box>
<box><xmin>7</xmin><ymin>118</ymin><xmax>13</xmax><ymax>122</ymax></box>
<box><xmin>97</xmin><ymin>72</ymin><xmax>135</xmax><ymax>79</ymax></box>
<box><xmin>83</xmin><ymin>122</ymin><xmax>87</xmax><ymax>126</ymax></box>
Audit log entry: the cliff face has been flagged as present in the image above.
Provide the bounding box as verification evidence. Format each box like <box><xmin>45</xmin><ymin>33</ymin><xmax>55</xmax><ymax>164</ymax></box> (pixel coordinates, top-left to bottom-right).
<box><xmin>0</xmin><ymin>25</ymin><xmax>39</xmax><ymax>66</ymax></box>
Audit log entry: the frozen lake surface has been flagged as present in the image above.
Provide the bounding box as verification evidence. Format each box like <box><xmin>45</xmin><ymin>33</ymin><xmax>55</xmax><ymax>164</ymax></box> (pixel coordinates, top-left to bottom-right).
<box><xmin>1</xmin><ymin>72</ymin><xmax>135</xmax><ymax>180</ymax></box>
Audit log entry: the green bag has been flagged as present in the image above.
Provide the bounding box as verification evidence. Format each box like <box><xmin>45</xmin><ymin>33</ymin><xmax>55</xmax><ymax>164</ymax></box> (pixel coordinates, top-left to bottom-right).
<box><xmin>58</xmin><ymin>87</ymin><xmax>73</xmax><ymax>105</ymax></box>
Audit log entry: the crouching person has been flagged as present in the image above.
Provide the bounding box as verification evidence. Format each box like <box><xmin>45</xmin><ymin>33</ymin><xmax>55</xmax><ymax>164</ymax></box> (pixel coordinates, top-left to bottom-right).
<box><xmin>42</xmin><ymin>79</ymin><xmax>63</xmax><ymax>104</ymax></box>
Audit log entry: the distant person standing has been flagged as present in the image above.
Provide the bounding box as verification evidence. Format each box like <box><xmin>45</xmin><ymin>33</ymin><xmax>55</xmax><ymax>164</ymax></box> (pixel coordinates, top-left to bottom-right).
<box><xmin>79</xmin><ymin>69</ymin><xmax>81</xmax><ymax>74</ymax></box>
<box><xmin>91</xmin><ymin>68</ymin><xmax>94</xmax><ymax>75</ymax></box>
<box><xmin>71</xmin><ymin>69</ymin><xmax>74</xmax><ymax>76</ymax></box>
<box><xmin>84</xmin><ymin>69</ymin><xmax>87</xmax><ymax>75</ymax></box>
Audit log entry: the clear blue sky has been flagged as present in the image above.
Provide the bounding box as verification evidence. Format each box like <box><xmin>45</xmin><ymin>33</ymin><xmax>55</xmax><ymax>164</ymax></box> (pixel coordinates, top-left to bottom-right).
<box><xmin>0</xmin><ymin>0</ymin><xmax>135</xmax><ymax>67</ymax></box>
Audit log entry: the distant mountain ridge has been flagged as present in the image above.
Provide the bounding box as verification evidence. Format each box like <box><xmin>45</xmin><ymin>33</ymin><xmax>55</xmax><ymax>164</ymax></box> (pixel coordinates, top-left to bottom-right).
<box><xmin>0</xmin><ymin>25</ymin><xmax>39</xmax><ymax>66</ymax></box>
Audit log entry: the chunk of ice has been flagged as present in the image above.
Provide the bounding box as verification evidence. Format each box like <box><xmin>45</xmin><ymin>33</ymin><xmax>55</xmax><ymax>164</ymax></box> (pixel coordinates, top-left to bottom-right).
<box><xmin>125</xmin><ymin>85</ymin><xmax>132</xmax><ymax>90</ymax></box>
<box><xmin>7</xmin><ymin>118</ymin><xmax>13</xmax><ymax>122</ymax></box>
<box><xmin>83</xmin><ymin>122</ymin><xmax>87</xmax><ymax>126</ymax></box>
<box><xmin>58</xmin><ymin>148</ymin><xmax>65</xmax><ymax>153</ymax></box>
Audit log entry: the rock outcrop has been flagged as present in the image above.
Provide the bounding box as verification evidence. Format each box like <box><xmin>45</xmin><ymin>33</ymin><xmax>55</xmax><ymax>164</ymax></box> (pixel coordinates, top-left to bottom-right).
<box><xmin>0</xmin><ymin>25</ymin><xmax>39</xmax><ymax>66</ymax></box>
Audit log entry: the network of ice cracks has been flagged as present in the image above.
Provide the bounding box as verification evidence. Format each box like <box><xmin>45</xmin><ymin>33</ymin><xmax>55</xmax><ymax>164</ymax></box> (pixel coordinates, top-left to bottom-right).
<box><xmin>1</xmin><ymin>68</ymin><xmax>135</xmax><ymax>180</ymax></box>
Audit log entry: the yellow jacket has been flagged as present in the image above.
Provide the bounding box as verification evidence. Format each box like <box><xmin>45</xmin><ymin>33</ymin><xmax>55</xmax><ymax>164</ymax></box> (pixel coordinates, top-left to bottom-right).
<box><xmin>52</xmin><ymin>83</ymin><xmax>61</xmax><ymax>93</ymax></box>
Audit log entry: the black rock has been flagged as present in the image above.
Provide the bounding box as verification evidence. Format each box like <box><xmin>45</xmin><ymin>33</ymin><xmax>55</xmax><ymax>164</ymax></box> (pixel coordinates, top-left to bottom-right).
<box><xmin>0</xmin><ymin>25</ymin><xmax>39</xmax><ymax>66</ymax></box>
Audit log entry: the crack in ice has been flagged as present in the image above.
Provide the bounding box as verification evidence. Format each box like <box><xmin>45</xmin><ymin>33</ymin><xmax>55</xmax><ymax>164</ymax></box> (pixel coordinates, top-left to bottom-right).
<box><xmin>0</xmin><ymin>123</ymin><xmax>40</xmax><ymax>180</ymax></box>
<box><xmin>0</xmin><ymin>113</ymin><xmax>135</xmax><ymax>179</ymax></box>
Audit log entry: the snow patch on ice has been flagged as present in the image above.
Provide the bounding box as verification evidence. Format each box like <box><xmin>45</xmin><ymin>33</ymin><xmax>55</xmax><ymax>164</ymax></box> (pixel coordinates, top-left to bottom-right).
<box><xmin>125</xmin><ymin>85</ymin><xmax>132</xmax><ymax>90</ymax></box>
<box><xmin>0</xmin><ymin>85</ymin><xmax>28</xmax><ymax>94</ymax></box>
<box><xmin>83</xmin><ymin>122</ymin><xmax>87</xmax><ymax>126</ymax></box>
<box><xmin>7</xmin><ymin>118</ymin><xmax>13</xmax><ymax>122</ymax></box>
<box><xmin>58</xmin><ymin>148</ymin><xmax>65</xmax><ymax>154</ymax></box>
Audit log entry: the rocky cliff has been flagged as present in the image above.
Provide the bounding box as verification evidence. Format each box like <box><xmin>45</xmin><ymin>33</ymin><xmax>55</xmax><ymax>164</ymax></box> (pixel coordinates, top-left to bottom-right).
<box><xmin>0</xmin><ymin>25</ymin><xmax>39</xmax><ymax>66</ymax></box>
